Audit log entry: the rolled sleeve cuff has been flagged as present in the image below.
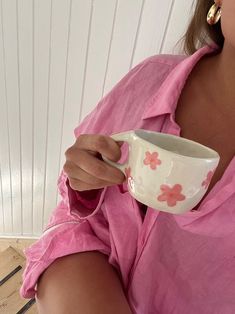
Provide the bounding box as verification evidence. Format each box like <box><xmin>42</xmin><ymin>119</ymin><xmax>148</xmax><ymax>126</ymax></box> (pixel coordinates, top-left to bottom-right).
<box><xmin>66</xmin><ymin>179</ymin><xmax>107</xmax><ymax>220</ymax></box>
<box><xmin>57</xmin><ymin>169</ymin><xmax>107</xmax><ymax>219</ymax></box>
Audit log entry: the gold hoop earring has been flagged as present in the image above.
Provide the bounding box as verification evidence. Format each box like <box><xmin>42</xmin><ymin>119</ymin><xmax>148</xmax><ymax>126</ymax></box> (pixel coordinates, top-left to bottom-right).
<box><xmin>207</xmin><ymin>3</ymin><xmax>222</xmax><ymax>25</ymax></box>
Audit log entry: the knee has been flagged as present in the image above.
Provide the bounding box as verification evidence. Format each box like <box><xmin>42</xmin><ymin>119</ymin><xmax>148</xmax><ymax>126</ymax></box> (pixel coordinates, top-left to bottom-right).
<box><xmin>35</xmin><ymin>255</ymin><xmax>77</xmax><ymax>314</ymax></box>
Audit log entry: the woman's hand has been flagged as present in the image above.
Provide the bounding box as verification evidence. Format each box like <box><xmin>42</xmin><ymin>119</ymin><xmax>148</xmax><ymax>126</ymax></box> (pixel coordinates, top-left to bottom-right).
<box><xmin>63</xmin><ymin>134</ymin><xmax>125</xmax><ymax>191</ymax></box>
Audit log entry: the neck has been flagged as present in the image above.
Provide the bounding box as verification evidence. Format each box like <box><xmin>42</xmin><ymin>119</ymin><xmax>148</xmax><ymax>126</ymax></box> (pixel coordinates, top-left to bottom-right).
<box><xmin>208</xmin><ymin>41</ymin><xmax>235</xmax><ymax>119</ymax></box>
<box><xmin>216</xmin><ymin>42</ymin><xmax>235</xmax><ymax>97</ymax></box>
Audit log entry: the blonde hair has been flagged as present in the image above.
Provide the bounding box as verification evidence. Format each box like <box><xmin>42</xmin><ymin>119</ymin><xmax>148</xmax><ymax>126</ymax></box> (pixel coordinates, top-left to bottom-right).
<box><xmin>183</xmin><ymin>0</ymin><xmax>224</xmax><ymax>54</ymax></box>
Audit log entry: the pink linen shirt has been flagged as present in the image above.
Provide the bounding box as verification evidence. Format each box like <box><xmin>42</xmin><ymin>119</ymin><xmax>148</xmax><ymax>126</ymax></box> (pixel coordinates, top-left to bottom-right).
<box><xmin>20</xmin><ymin>45</ymin><xmax>235</xmax><ymax>314</ymax></box>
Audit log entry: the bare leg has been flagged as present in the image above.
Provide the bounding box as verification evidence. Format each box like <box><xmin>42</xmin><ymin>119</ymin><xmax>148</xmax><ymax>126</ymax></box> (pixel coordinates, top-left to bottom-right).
<box><xmin>36</xmin><ymin>251</ymin><xmax>132</xmax><ymax>314</ymax></box>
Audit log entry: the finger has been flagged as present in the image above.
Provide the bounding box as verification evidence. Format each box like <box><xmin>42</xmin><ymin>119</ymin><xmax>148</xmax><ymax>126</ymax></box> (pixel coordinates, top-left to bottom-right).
<box><xmin>73</xmin><ymin>134</ymin><xmax>123</xmax><ymax>162</ymax></box>
<box><xmin>64</xmin><ymin>161</ymin><xmax>121</xmax><ymax>186</ymax></box>
<box><xmin>68</xmin><ymin>177</ymin><xmax>116</xmax><ymax>192</ymax></box>
<box><xmin>65</xmin><ymin>150</ymin><xmax>125</xmax><ymax>184</ymax></box>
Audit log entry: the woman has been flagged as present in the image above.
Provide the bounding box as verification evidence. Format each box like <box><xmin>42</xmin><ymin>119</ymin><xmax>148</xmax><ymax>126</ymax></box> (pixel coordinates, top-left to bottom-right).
<box><xmin>21</xmin><ymin>0</ymin><xmax>235</xmax><ymax>313</ymax></box>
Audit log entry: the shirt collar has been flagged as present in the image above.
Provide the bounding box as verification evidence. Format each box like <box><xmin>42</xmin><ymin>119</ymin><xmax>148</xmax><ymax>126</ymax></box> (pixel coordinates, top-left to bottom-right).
<box><xmin>142</xmin><ymin>44</ymin><xmax>219</xmax><ymax>120</ymax></box>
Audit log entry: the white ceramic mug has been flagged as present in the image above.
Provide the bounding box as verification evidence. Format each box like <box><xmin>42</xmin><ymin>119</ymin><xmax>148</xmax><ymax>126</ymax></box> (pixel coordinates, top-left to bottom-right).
<box><xmin>103</xmin><ymin>129</ymin><xmax>220</xmax><ymax>214</ymax></box>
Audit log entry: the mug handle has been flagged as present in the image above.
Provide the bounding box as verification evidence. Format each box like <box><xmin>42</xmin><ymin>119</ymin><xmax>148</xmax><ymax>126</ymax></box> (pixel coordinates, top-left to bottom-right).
<box><xmin>102</xmin><ymin>131</ymin><xmax>134</xmax><ymax>173</ymax></box>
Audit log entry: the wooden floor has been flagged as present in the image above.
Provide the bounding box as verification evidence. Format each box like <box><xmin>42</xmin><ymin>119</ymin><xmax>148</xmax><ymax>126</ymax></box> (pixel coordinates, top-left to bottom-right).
<box><xmin>0</xmin><ymin>238</ymin><xmax>38</xmax><ymax>314</ymax></box>
<box><xmin>0</xmin><ymin>238</ymin><xmax>37</xmax><ymax>257</ymax></box>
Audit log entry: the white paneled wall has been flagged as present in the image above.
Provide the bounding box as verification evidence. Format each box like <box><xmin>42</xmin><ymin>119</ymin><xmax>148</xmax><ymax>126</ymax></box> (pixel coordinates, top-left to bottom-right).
<box><xmin>0</xmin><ymin>0</ymin><xmax>194</xmax><ymax>237</ymax></box>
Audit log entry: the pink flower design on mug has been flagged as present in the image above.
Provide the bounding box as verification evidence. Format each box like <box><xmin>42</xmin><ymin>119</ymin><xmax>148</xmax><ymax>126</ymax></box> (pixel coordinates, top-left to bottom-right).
<box><xmin>157</xmin><ymin>184</ymin><xmax>186</xmax><ymax>207</ymax></box>
<box><xmin>143</xmin><ymin>151</ymin><xmax>161</xmax><ymax>170</ymax></box>
<box><xmin>202</xmin><ymin>170</ymin><xmax>215</xmax><ymax>189</ymax></box>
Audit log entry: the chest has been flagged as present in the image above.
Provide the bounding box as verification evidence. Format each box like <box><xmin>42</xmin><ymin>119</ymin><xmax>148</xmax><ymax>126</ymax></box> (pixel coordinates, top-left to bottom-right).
<box><xmin>127</xmin><ymin>212</ymin><xmax>235</xmax><ymax>312</ymax></box>
<box><xmin>175</xmin><ymin>87</ymin><xmax>235</xmax><ymax>197</ymax></box>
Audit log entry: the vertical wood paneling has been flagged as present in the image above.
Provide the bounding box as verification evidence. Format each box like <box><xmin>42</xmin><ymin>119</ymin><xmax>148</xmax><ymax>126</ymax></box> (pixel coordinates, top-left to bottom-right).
<box><xmin>33</xmin><ymin>0</ymin><xmax>51</xmax><ymax>235</ymax></box>
<box><xmin>131</xmin><ymin>0</ymin><xmax>173</xmax><ymax>66</ymax></box>
<box><xmin>0</xmin><ymin>0</ymin><xmax>12</xmax><ymax>235</ymax></box>
<box><xmin>0</xmin><ymin>0</ymin><xmax>194</xmax><ymax>236</ymax></box>
<box><xmin>17</xmin><ymin>0</ymin><xmax>34</xmax><ymax>235</ymax></box>
<box><xmin>42</xmin><ymin>0</ymin><xmax>71</xmax><ymax>228</ymax></box>
<box><xmin>1</xmin><ymin>0</ymin><xmax>22</xmax><ymax>235</ymax></box>
<box><xmin>57</xmin><ymin>0</ymin><xmax>92</xmax><ymax>192</ymax></box>
<box><xmin>103</xmin><ymin>0</ymin><xmax>143</xmax><ymax>94</ymax></box>
<box><xmin>161</xmin><ymin>0</ymin><xmax>194</xmax><ymax>54</ymax></box>
<box><xmin>80</xmin><ymin>0</ymin><xmax>117</xmax><ymax>120</ymax></box>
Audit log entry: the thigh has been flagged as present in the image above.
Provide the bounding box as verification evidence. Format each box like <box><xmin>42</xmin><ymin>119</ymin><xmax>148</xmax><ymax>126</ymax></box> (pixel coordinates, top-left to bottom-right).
<box><xmin>36</xmin><ymin>251</ymin><xmax>132</xmax><ymax>314</ymax></box>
